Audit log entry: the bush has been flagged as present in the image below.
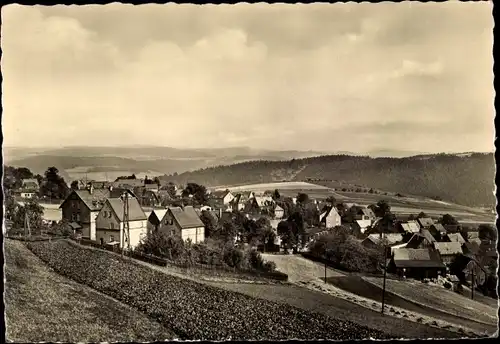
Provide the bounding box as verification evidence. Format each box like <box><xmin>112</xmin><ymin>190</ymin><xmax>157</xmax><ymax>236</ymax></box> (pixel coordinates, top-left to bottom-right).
<box><xmin>26</xmin><ymin>240</ymin><xmax>388</xmax><ymax>340</ymax></box>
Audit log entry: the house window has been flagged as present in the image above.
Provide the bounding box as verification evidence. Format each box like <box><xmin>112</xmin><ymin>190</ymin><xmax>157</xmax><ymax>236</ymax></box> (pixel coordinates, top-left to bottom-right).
<box><xmin>110</xmin><ymin>223</ymin><xmax>114</xmax><ymax>230</ymax></box>
<box><xmin>76</xmin><ymin>214</ymin><xmax>81</xmax><ymax>222</ymax></box>
<box><xmin>103</xmin><ymin>211</ymin><xmax>108</xmax><ymax>218</ymax></box>
<box><xmin>71</xmin><ymin>213</ymin><xmax>78</xmax><ymax>222</ymax></box>
<box><xmin>109</xmin><ymin>235</ymin><xmax>114</xmax><ymax>242</ymax></box>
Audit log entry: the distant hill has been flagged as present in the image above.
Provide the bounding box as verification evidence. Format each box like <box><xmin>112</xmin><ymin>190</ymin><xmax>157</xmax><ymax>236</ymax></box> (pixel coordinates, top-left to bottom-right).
<box><xmin>3</xmin><ymin>146</ymin><xmax>330</xmax><ymax>182</ymax></box>
<box><xmin>159</xmin><ymin>153</ymin><xmax>495</xmax><ymax>207</ymax></box>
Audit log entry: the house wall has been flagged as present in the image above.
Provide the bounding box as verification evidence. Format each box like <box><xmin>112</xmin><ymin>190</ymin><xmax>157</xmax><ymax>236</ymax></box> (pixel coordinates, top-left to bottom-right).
<box><xmin>182</xmin><ymin>226</ymin><xmax>205</xmax><ymax>244</ymax></box>
<box><xmin>20</xmin><ymin>192</ymin><xmax>35</xmax><ymax>199</ymax></box>
<box><xmin>96</xmin><ymin>203</ymin><xmax>121</xmax><ymax>231</ymax></box>
<box><xmin>441</xmin><ymin>255</ymin><xmax>456</xmax><ymax>265</ymax></box>
<box><xmin>158</xmin><ymin>212</ymin><xmax>182</xmax><ymax>237</ymax></box>
<box><xmin>96</xmin><ymin>221</ymin><xmax>147</xmax><ymax>249</ymax></box>
<box><xmin>223</xmin><ymin>193</ymin><xmax>235</xmax><ymax>205</ymax></box>
<box><xmin>325</xmin><ymin>211</ymin><xmax>341</xmax><ymax>228</ymax></box>
<box><xmin>61</xmin><ymin>195</ymin><xmax>92</xmax><ymax>238</ymax></box>
<box><xmin>275</xmin><ymin>208</ymin><xmax>284</xmax><ymax>219</ymax></box>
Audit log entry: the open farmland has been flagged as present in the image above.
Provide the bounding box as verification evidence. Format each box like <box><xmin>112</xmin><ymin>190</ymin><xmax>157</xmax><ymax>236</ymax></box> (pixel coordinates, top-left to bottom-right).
<box><xmin>327</xmin><ymin>276</ymin><xmax>498</xmax><ymax>335</ymax></box>
<box><xmin>26</xmin><ymin>240</ymin><xmax>392</xmax><ymax>340</ymax></box>
<box><xmin>4</xmin><ymin>239</ymin><xmax>174</xmax><ymax>342</ymax></box>
<box><xmin>363</xmin><ymin>277</ymin><xmax>498</xmax><ymax>329</ymax></box>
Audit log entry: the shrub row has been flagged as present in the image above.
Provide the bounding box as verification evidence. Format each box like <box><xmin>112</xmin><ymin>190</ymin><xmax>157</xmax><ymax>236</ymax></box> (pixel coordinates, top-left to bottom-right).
<box><xmin>27</xmin><ymin>240</ymin><xmax>390</xmax><ymax>340</ymax></box>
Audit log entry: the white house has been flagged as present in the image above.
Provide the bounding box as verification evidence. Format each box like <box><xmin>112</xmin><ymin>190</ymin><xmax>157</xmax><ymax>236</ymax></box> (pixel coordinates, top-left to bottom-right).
<box><xmin>95</xmin><ymin>196</ymin><xmax>148</xmax><ymax>250</ymax></box>
<box><xmin>320</xmin><ymin>206</ymin><xmax>341</xmax><ymax>229</ymax></box>
<box><xmin>211</xmin><ymin>189</ymin><xmax>235</xmax><ymax>205</ymax></box>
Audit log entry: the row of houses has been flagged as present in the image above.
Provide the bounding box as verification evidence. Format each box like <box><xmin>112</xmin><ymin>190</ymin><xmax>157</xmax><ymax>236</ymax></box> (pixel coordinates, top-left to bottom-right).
<box><xmin>59</xmin><ymin>182</ymin><xmax>205</xmax><ymax>250</ymax></box>
<box><xmin>360</xmin><ymin>219</ymin><xmax>497</xmax><ymax>280</ymax></box>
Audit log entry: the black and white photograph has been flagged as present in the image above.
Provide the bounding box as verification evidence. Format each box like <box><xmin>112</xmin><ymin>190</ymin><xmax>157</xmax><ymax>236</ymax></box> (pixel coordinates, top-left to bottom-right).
<box><xmin>1</xmin><ymin>2</ymin><xmax>498</xmax><ymax>341</ymax></box>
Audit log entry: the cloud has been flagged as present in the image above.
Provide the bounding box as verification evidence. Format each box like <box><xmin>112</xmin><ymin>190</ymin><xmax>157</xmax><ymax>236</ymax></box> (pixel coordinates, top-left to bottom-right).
<box><xmin>1</xmin><ymin>3</ymin><xmax>494</xmax><ymax>154</ymax></box>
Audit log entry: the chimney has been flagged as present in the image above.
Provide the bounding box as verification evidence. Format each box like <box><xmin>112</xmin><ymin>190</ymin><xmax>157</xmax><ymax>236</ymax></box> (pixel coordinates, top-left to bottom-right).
<box><xmin>88</xmin><ymin>183</ymin><xmax>94</xmax><ymax>194</ymax></box>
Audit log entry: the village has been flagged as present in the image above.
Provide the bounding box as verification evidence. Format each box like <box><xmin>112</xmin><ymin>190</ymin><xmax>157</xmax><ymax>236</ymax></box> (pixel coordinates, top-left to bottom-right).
<box><xmin>5</xmin><ymin>172</ymin><xmax>498</xmax><ymax>297</ymax></box>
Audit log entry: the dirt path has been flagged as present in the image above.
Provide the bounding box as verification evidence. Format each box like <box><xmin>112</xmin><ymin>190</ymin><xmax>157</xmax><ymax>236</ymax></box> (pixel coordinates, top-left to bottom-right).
<box><xmin>261</xmin><ymin>254</ymin><xmax>345</xmax><ymax>282</ymax></box>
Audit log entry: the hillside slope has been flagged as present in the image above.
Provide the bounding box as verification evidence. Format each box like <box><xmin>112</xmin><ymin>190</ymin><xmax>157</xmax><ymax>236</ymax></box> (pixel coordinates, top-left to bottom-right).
<box><xmin>160</xmin><ymin>153</ymin><xmax>495</xmax><ymax>207</ymax></box>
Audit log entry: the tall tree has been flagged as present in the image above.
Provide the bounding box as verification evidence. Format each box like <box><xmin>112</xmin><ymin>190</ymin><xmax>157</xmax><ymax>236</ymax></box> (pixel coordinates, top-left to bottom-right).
<box><xmin>182</xmin><ymin>183</ymin><xmax>208</xmax><ymax>205</ymax></box>
<box><xmin>478</xmin><ymin>224</ymin><xmax>497</xmax><ymax>242</ymax></box>
<box><xmin>40</xmin><ymin>167</ymin><xmax>69</xmax><ymax>200</ymax></box>
<box><xmin>70</xmin><ymin>180</ymin><xmax>79</xmax><ymax>190</ymax></box>
<box><xmin>440</xmin><ymin>214</ymin><xmax>459</xmax><ymax>226</ymax></box>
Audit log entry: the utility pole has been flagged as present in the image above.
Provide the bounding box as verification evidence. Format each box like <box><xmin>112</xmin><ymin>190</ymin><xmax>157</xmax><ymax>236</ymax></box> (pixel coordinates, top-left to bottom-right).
<box><xmin>122</xmin><ymin>192</ymin><xmax>130</xmax><ymax>255</ymax></box>
<box><xmin>381</xmin><ymin>231</ymin><xmax>388</xmax><ymax>314</ymax></box>
<box><xmin>471</xmin><ymin>268</ymin><xmax>475</xmax><ymax>300</ymax></box>
<box><xmin>324</xmin><ymin>260</ymin><xmax>327</xmax><ymax>283</ymax></box>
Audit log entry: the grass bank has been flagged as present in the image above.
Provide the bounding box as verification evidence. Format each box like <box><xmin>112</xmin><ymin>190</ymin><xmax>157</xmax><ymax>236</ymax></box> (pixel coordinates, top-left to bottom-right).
<box><xmin>4</xmin><ymin>239</ymin><xmax>174</xmax><ymax>342</ymax></box>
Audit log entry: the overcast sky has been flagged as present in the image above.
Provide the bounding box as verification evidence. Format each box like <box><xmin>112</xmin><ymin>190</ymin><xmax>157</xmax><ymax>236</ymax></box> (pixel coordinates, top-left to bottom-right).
<box><xmin>1</xmin><ymin>2</ymin><xmax>494</xmax><ymax>153</ymax></box>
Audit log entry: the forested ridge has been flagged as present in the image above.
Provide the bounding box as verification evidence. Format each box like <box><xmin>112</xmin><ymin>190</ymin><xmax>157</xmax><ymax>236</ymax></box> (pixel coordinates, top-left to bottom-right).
<box><xmin>160</xmin><ymin>153</ymin><xmax>495</xmax><ymax>207</ymax></box>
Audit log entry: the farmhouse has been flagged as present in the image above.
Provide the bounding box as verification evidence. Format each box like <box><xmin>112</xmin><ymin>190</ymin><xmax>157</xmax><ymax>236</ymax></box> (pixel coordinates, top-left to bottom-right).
<box><xmin>417</xmin><ymin>217</ymin><xmax>434</xmax><ymax>229</ymax></box>
<box><xmin>18</xmin><ymin>178</ymin><xmax>39</xmax><ymax>198</ymax></box>
<box><xmin>433</xmin><ymin>242</ymin><xmax>463</xmax><ymax>265</ymax></box>
<box><xmin>362</xmin><ymin>233</ymin><xmax>404</xmax><ymax>256</ymax></box>
<box><xmin>211</xmin><ymin>189</ymin><xmax>235</xmax><ymax>205</ymax></box>
<box><xmin>158</xmin><ymin>206</ymin><xmax>205</xmax><ymax>244</ymax></box>
<box><xmin>146</xmin><ymin>208</ymin><xmax>168</xmax><ymax>233</ymax></box>
<box><xmin>59</xmin><ymin>186</ymin><xmax>135</xmax><ymax>240</ymax></box>
<box><xmin>320</xmin><ymin>206</ymin><xmax>341</xmax><ymax>229</ymax></box>
<box><xmin>133</xmin><ymin>186</ymin><xmax>160</xmax><ymax>207</ymax></box>
<box><xmin>388</xmin><ymin>248</ymin><xmax>446</xmax><ymax>280</ymax></box>
<box><xmin>95</xmin><ymin>196</ymin><xmax>148</xmax><ymax>250</ymax></box>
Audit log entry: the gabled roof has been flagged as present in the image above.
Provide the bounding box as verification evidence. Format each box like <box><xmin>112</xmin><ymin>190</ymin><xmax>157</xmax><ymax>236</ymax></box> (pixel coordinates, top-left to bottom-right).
<box><xmin>105</xmin><ymin>197</ymin><xmax>147</xmax><ymax>222</ymax></box>
<box><xmin>365</xmin><ymin>233</ymin><xmax>404</xmax><ymax>246</ymax></box>
<box><xmin>61</xmin><ymin>189</ymin><xmax>111</xmax><ymax>211</ymax></box>
<box><xmin>393</xmin><ymin>248</ymin><xmax>445</xmax><ymax>268</ymax></box>
<box><xmin>254</xmin><ymin>196</ymin><xmax>274</xmax><ymax>207</ymax></box>
<box><xmin>405</xmin><ymin>232</ymin><xmax>435</xmax><ymax>249</ymax></box>
<box><xmin>211</xmin><ymin>190</ymin><xmax>232</xmax><ymax>199</ymax></box>
<box><xmin>320</xmin><ymin>206</ymin><xmax>340</xmax><ymax>221</ymax></box>
<box><xmin>359</xmin><ymin>207</ymin><xmax>376</xmax><ymax>218</ymax></box>
<box><xmin>401</xmin><ymin>221</ymin><xmax>421</xmax><ymax>233</ymax></box>
<box><xmin>149</xmin><ymin>208</ymin><xmax>168</xmax><ymax>223</ymax></box>
<box><xmin>168</xmin><ymin>206</ymin><xmax>205</xmax><ymax>229</ymax></box>
<box><xmin>462</xmin><ymin>242</ymin><xmax>480</xmax><ymax>256</ymax></box>
<box><xmin>417</xmin><ymin>217</ymin><xmax>434</xmax><ymax>228</ymax></box>
<box><xmin>447</xmin><ymin>233</ymin><xmax>466</xmax><ymax>244</ymax></box>
<box><xmin>22</xmin><ymin>179</ymin><xmax>39</xmax><ymax>187</ymax></box>
<box><xmin>354</xmin><ymin>219</ymin><xmax>371</xmax><ymax>229</ymax></box>
<box><xmin>430</xmin><ymin>223</ymin><xmax>446</xmax><ymax>234</ymax></box>
<box><xmin>420</xmin><ymin>229</ymin><xmax>438</xmax><ymax>244</ymax></box>
<box><xmin>433</xmin><ymin>242</ymin><xmax>463</xmax><ymax>256</ymax></box>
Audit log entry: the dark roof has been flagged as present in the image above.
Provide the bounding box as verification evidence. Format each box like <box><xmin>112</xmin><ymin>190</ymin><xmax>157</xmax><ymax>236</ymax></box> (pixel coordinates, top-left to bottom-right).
<box><xmin>393</xmin><ymin>248</ymin><xmax>445</xmax><ymax>268</ymax></box>
<box><xmin>169</xmin><ymin>206</ymin><xmax>205</xmax><ymax>229</ymax></box>
<box><xmin>106</xmin><ymin>197</ymin><xmax>147</xmax><ymax>221</ymax></box>
<box><xmin>148</xmin><ymin>208</ymin><xmax>168</xmax><ymax>224</ymax></box>
<box><xmin>359</xmin><ymin>207</ymin><xmax>376</xmax><ymax>218</ymax></box>
<box><xmin>417</xmin><ymin>218</ymin><xmax>434</xmax><ymax>228</ymax></box>
<box><xmin>462</xmin><ymin>242</ymin><xmax>480</xmax><ymax>256</ymax></box>
<box><xmin>69</xmin><ymin>222</ymin><xmax>82</xmax><ymax>230</ymax></box>
<box><xmin>61</xmin><ymin>189</ymin><xmax>111</xmax><ymax>211</ymax></box>
<box><xmin>405</xmin><ymin>232</ymin><xmax>435</xmax><ymax>249</ymax></box>
<box><xmin>420</xmin><ymin>229</ymin><xmax>438</xmax><ymax>244</ymax></box>
<box><xmin>430</xmin><ymin>223</ymin><xmax>446</xmax><ymax>234</ymax></box>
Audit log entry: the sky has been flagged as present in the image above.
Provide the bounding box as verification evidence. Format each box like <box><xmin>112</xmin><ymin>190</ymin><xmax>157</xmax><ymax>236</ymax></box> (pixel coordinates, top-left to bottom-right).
<box><xmin>1</xmin><ymin>2</ymin><xmax>494</xmax><ymax>153</ymax></box>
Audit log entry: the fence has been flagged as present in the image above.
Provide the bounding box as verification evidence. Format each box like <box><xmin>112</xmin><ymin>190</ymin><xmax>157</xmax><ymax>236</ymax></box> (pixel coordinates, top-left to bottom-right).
<box><xmin>72</xmin><ymin>238</ymin><xmax>288</xmax><ymax>281</ymax></box>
